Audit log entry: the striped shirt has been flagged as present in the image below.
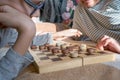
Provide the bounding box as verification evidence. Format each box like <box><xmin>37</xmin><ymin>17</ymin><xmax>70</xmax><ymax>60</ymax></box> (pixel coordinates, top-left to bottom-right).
<box><xmin>72</xmin><ymin>0</ymin><xmax>120</xmax><ymax>43</ymax></box>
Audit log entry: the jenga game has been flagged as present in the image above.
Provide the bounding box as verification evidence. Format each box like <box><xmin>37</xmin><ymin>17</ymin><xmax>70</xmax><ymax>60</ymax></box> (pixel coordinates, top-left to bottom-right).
<box><xmin>29</xmin><ymin>41</ymin><xmax>115</xmax><ymax>74</ymax></box>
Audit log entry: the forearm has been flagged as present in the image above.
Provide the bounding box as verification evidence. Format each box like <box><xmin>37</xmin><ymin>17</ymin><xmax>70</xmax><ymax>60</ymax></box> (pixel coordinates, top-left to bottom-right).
<box><xmin>13</xmin><ymin>22</ymin><xmax>36</xmax><ymax>55</ymax></box>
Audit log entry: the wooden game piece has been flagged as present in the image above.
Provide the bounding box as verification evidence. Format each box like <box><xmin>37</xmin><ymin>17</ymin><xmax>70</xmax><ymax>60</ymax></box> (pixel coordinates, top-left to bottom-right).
<box><xmin>68</xmin><ymin>45</ymin><xmax>79</xmax><ymax>51</ymax></box>
<box><xmin>31</xmin><ymin>45</ymin><xmax>37</xmax><ymax>49</ymax></box>
<box><xmin>43</xmin><ymin>43</ymin><xmax>50</xmax><ymax>49</ymax></box>
<box><xmin>72</xmin><ymin>45</ymin><xmax>79</xmax><ymax>50</ymax></box>
<box><xmin>70</xmin><ymin>51</ymin><xmax>79</xmax><ymax>58</ymax></box>
<box><xmin>79</xmin><ymin>44</ymin><xmax>87</xmax><ymax>52</ymax></box>
<box><xmin>44</xmin><ymin>43</ymin><xmax>50</xmax><ymax>47</ymax></box>
<box><xmin>52</xmin><ymin>48</ymin><xmax>61</xmax><ymax>54</ymax></box>
<box><xmin>56</xmin><ymin>43</ymin><xmax>62</xmax><ymax>47</ymax></box>
<box><xmin>39</xmin><ymin>45</ymin><xmax>46</xmax><ymax>50</ymax></box>
<box><xmin>47</xmin><ymin>45</ymin><xmax>55</xmax><ymax>51</ymax></box>
<box><xmin>60</xmin><ymin>44</ymin><xmax>69</xmax><ymax>50</ymax></box>
<box><xmin>61</xmin><ymin>49</ymin><xmax>70</xmax><ymax>55</ymax></box>
<box><xmin>66</xmin><ymin>46</ymin><xmax>73</xmax><ymax>51</ymax></box>
<box><xmin>86</xmin><ymin>48</ymin><xmax>95</xmax><ymax>55</ymax></box>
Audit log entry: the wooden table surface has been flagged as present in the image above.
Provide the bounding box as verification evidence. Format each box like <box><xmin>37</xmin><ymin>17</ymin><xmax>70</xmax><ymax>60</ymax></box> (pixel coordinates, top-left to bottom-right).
<box><xmin>16</xmin><ymin>40</ymin><xmax>120</xmax><ymax>80</ymax></box>
<box><xmin>16</xmin><ymin>61</ymin><xmax>120</xmax><ymax>80</ymax></box>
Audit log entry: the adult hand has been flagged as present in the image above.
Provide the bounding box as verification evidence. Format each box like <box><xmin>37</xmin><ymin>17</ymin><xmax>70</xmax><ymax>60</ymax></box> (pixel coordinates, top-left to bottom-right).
<box><xmin>97</xmin><ymin>35</ymin><xmax>120</xmax><ymax>53</ymax></box>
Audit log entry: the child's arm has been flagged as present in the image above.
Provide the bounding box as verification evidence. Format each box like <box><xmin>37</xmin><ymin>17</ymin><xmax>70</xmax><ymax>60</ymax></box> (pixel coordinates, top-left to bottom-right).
<box><xmin>0</xmin><ymin>5</ymin><xmax>36</xmax><ymax>55</ymax></box>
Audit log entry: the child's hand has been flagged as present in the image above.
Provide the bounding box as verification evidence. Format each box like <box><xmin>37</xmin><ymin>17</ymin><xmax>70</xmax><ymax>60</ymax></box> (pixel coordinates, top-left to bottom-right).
<box><xmin>0</xmin><ymin>5</ymin><xmax>33</xmax><ymax>29</ymax></box>
<box><xmin>53</xmin><ymin>29</ymin><xmax>82</xmax><ymax>40</ymax></box>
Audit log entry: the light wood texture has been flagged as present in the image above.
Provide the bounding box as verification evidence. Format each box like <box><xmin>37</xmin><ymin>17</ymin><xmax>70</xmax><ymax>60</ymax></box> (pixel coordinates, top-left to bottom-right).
<box><xmin>66</xmin><ymin>40</ymin><xmax>115</xmax><ymax>65</ymax></box>
<box><xmin>79</xmin><ymin>51</ymin><xmax>115</xmax><ymax>65</ymax></box>
<box><xmin>29</xmin><ymin>46</ymin><xmax>82</xmax><ymax>74</ymax></box>
<box><xmin>16</xmin><ymin>63</ymin><xmax>120</xmax><ymax>80</ymax></box>
<box><xmin>29</xmin><ymin>40</ymin><xmax>115</xmax><ymax>74</ymax></box>
<box><xmin>38</xmin><ymin>58</ymin><xmax>82</xmax><ymax>73</ymax></box>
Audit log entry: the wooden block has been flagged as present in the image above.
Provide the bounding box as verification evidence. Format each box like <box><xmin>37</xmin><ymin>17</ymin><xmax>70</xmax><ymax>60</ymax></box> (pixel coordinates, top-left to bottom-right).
<box><xmin>29</xmin><ymin>44</ymin><xmax>82</xmax><ymax>74</ymax></box>
<box><xmin>78</xmin><ymin>50</ymin><xmax>115</xmax><ymax>66</ymax></box>
<box><xmin>38</xmin><ymin>58</ymin><xmax>82</xmax><ymax>73</ymax></box>
<box><xmin>29</xmin><ymin>40</ymin><xmax>116</xmax><ymax>74</ymax></box>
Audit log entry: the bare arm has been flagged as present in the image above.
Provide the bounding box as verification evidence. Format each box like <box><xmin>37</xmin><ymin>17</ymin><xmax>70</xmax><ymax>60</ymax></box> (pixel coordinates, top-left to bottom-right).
<box><xmin>52</xmin><ymin>29</ymin><xmax>82</xmax><ymax>40</ymax></box>
<box><xmin>0</xmin><ymin>5</ymin><xmax>36</xmax><ymax>55</ymax></box>
<box><xmin>35</xmin><ymin>21</ymin><xmax>82</xmax><ymax>41</ymax></box>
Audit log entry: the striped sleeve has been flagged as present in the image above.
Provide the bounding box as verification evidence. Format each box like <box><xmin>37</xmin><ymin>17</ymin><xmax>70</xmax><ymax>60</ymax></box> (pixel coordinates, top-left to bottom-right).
<box><xmin>72</xmin><ymin>0</ymin><xmax>120</xmax><ymax>43</ymax></box>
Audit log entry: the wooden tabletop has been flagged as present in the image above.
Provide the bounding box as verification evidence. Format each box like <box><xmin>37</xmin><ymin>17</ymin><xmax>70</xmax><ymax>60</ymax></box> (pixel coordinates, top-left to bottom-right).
<box><xmin>16</xmin><ymin>62</ymin><xmax>120</xmax><ymax>80</ymax></box>
<box><xmin>16</xmin><ymin>40</ymin><xmax>120</xmax><ymax>80</ymax></box>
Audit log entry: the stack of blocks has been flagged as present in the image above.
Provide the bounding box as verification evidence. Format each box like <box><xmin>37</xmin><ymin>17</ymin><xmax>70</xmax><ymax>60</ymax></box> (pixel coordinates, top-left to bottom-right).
<box><xmin>29</xmin><ymin>41</ymin><xmax>115</xmax><ymax>74</ymax></box>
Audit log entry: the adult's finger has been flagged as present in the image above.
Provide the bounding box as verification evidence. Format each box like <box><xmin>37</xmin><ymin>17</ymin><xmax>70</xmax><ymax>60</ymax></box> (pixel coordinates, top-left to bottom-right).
<box><xmin>100</xmin><ymin>35</ymin><xmax>110</xmax><ymax>42</ymax></box>
<box><xmin>103</xmin><ymin>38</ymin><xmax>112</xmax><ymax>46</ymax></box>
<box><xmin>96</xmin><ymin>41</ymin><xmax>104</xmax><ymax>51</ymax></box>
<box><xmin>96</xmin><ymin>35</ymin><xmax>110</xmax><ymax>50</ymax></box>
